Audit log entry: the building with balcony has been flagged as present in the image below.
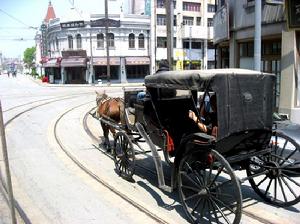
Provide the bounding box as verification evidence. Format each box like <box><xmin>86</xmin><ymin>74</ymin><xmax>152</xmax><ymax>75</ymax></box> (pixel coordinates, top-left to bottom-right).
<box><xmin>213</xmin><ymin>0</ymin><xmax>300</xmax><ymax>124</ymax></box>
<box><xmin>37</xmin><ymin>1</ymin><xmax>150</xmax><ymax>84</ymax></box>
<box><xmin>151</xmin><ymin>0</ymin><xmax>216</xmax><ymax>72</ymax></box>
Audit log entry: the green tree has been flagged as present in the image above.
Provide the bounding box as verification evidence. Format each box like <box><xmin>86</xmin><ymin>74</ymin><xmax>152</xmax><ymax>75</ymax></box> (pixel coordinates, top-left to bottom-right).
<box><xmin>23</xmin><ymin>47</ymin><xmax>36</xmax><ymax>69</ymax></box>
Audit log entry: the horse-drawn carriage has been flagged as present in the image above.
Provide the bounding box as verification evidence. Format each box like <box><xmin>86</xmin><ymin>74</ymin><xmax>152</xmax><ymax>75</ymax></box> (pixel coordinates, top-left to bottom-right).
<box><xmin>92</xmin><ymin>69</ymin><xmax>300</xmax><ymax>224</ymax></box>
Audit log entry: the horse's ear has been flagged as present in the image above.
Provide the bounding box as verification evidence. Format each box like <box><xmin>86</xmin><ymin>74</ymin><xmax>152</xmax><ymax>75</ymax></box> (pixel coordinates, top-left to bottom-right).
<box><xmin>95</xmin><ymin>91</ymin><xmax>100</xmax><ymax>96</ymax></box>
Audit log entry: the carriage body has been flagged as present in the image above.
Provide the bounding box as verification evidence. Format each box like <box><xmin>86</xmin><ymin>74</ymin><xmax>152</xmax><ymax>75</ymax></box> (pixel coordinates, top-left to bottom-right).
<box><xmin>141</xmin><ymin>69</ymin><xmax>275</xmax><ymax>161</ymax></box>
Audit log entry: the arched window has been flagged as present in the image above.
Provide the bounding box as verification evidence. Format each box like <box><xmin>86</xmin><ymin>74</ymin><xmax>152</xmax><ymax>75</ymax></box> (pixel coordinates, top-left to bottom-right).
<box><xmin>138</xmin><ymin>34</ymin><xmax>144</xmax><ymax>48</ymax></box>
<box><xmin>68</xmin><ymin>35</ymin><xmax>73</xmax><ymax>49</ymax></box>
<box><xmin>97</xmin><ymin>33</ymin><xmax>104</xmax><ymax>48</ymax></box>
<box><xmin>76</xmin><ymin>34</ymin><xmax>82</xmax><ymax>49</ymax></box>
<box><xmin>107</xmin><ymin>33</ymin><xmax>114</xmax><ymax>48</ymax></box>
<box><xmin>128</xmin><ymin>33</ymin><xmax>135</xmax><ymax>48</ymax></box>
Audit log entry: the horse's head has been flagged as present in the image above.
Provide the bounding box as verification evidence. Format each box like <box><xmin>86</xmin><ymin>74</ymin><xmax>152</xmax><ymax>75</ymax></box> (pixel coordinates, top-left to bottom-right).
<box><xmin>95</xmin><ymin>90</ymin><xmax>108</xmax><ymax>106</ymax></box>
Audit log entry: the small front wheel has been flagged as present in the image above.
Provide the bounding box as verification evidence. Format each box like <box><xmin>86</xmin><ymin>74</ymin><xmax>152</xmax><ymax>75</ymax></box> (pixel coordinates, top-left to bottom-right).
<box><xmin>113</xmin><ymin>132</ymin><xmax>135</xmax><ymax>180</ymax></box>
<box><xmin>178</xmin><ymin>149</ymin><xmax>242</xmax><ymax>224</ymax></box>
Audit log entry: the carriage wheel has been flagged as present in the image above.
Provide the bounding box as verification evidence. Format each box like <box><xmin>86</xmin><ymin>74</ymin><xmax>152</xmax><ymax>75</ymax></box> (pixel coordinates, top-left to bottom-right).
<box><xmin>178</xmin><ymin>149</ymin><xmax>242</xmax><ymax>224</ymax></box>
<box><xmin>113</xmin><ymin>132</ymin><xmax>135</xmax><ymax>180</ymax></box>
<box><xmin>247</xmin><ymin>132</ymin><xmax>300</xmax><ymax>207</ymax></box>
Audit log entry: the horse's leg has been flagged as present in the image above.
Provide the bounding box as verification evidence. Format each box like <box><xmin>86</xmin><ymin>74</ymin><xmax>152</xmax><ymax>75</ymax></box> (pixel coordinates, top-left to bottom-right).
<box><xmin>100</xmin><ymin>122</ymin><xmax>111</xmax><ymax>152</ymax></box>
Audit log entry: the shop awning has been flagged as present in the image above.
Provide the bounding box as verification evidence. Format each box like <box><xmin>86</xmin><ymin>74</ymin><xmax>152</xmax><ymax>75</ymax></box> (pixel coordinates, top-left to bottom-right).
<box><xmin>125</xmin><ymin>57</ymin><xmax>150</xmax><ymax>65</ymax></box>
<box><xmin>43</xmin><ymin>59</ymin><xmax>60</xmax><ymax>68</ymax></box>
<box><xmin>61</xmin><ymin>57</ymin><xmax>87</xmax><ymax>67</ymax></box>
<box><xmin>93</xmin><ymin>57</ymin><xmax>120</xmax><ymax>66</ymax></box>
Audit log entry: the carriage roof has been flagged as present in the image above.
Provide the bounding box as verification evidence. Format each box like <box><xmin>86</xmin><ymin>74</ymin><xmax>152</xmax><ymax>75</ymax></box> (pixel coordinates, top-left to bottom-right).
<box><xmin>145</xmin><ymin>68</ymin><xmax>275</xmax><ymax>91</ymax></box>
<box><xmin>145</xmin><ymin>68</ymin><xmax>276</xmax><ymax>140</ymax></box>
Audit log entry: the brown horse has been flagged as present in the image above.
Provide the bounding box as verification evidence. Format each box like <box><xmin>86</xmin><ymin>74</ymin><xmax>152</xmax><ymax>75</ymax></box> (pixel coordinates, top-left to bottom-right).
<box><xmin>95</xmin><ymin>91</ymin><xmax>125</xmax><ymax>152</ymax></box>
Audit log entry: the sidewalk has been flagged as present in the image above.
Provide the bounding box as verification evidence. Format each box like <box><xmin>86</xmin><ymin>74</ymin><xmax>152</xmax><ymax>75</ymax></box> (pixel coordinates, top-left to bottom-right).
<box><xmin>26</xmin><ymin>74</ymin><xmax>144</xmax><ymax>88</ymax></box>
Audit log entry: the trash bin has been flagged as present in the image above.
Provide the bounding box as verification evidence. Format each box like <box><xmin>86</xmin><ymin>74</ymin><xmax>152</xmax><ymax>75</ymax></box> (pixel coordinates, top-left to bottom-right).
<box><xmin>98</xmin><ymin>79</ymin><xmax>102</xmax><ymax>85</ymax></box>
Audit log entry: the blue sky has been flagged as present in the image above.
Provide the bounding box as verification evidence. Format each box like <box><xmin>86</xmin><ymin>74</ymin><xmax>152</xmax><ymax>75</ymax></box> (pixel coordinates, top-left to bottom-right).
<box><xmin>0</xmin><ymin>0</ymin><xmax>102</xmax><ymax>59</ymax></box>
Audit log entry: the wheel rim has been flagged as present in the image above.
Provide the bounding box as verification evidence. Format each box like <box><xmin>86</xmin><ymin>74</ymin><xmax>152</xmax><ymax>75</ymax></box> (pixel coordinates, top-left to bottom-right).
<box><xmin>178</xmin><ymin>150</ymin><xmax>242</xmax><ymax>224</ymax></box>
<box><xmin>247</xmin><ymin>132</ymin><xmax>300</xmax><ymax>207</ymax></box>
<box><xmin>113</xmin><ymin>132</ymin><xmax>135</xmax><ymax>179</ymax></box>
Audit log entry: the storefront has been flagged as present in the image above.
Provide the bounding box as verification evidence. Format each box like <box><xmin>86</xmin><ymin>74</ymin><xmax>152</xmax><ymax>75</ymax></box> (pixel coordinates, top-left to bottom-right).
<box><xmin>61</xmin><ymin>57</ymin><xmax>87</xmax><ymax>84</ymax></box>
<box><xmin>43</xmin><ymin>58</ymin><xmax>61</xmax><ymax>83</ymax></box>
<box><xmin>93</xmin><ymin>57</ymin><xmax>120</xmax><ymax>81</ymax></box>
<box><xmin>125</xmin><ymin>57</ymin><xmax>150</xmax><ymax>79</ymax></box>
<box><xmin>61</xmin><ymin>50</ymin><xmax>88</xmax><ymax>84</ymax></box>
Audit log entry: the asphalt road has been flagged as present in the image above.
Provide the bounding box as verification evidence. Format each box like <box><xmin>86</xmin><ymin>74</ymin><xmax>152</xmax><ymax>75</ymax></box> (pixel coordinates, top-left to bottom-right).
<box><xmin>0</xmin><ymin>73</ymin><xmax>299</xmax><ymax>224</ymax></box>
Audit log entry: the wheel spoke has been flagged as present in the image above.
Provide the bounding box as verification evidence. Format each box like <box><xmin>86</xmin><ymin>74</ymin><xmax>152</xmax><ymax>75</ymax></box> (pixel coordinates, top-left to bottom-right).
<box><xmin>180</xmin><ymin>171</ymin><xmax>202</xmax><ymax>188</ymax></box>
<box><xmin>181</xmin><ymin>185</ymin><xmax>200</xmax><ymax>192</ymax></box>
<box><xmin>210</xmin><ymin>198</ymin><xmax>231</xmax><ymax>224</ymax></box>
<box><xmin>191</xmin><ymin>197</ymin><xmax>203</xmax><ymax>215</ymax></box>
<box><xmin>279</xmin><ymin>139</ymin><xmax>288</xmax><ymax>158</ymax></box>
<box><xmin>282</xmin><ymin>173</ymin><xmax>300</xmax><ymax>187</ymax></box>
<box><xmin>199</xmin><ymin>198</ymin><xmax>207</xmax><ymax>219</ymax></box>
<box><xmin>281</xmin><ymin>176</ymin><xmax>298</xmax><ymax>199</ymax></box>
<box><xmin>184</xmin><ymin>192</ymin><xmax>200</xmax><ymax>202</ymax></box>
<box><xmin>210</xmin><ymin>192</ymin><xmax>234</xmax><ymax>199</ymax></box>
<box><xmin>208</xmin><ymin>166</ymin><xmax>225</xmax><ymax>188</ymax></box>
<box><xmin>255</xmin><ymin>175</ymin><xmax>268</xmax><ymax>187</ymax></box>
<box><xmin>274</xmin><ymin>178</ymin><xmax>277</xmax><ymax>201</ymax></box>
<box><xmin>211</xmin><ymin>180</ymin><xmax>231</xmax><ymax>191</ymax></box>
<box><xmin>209</xmin><ymin>199</ymin><xmax>220</xmax><ymax>224</ymax></box>
<box><xmin>210</xmin><ymin>194</ymin><xmax>236</xmax><ymax>214</ymax></box>
<box><xmin>185</xmin><ymin>162</ymin><xmax>203</xmax><ymax>186</ymax></box>
<box><xmin>279</xmin><ymin>149</ymin><xmax>298</xmax><ymax>166</ymax></box>
<box><xmin>264</xmin><ymin>179</ymin><xmax>273</xmax><ymax>197</ymax></box>
<box><xmin>278</xmin><ymin>177</ymin><xmax>287</xmax><ymax>202</ymax></box>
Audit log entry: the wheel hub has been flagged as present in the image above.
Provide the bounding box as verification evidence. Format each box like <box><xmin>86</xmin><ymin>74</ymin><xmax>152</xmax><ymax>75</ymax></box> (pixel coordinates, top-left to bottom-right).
<box><xmin>266</xmin><ymin>161</ymin><xmax>281</xmax><ymax>178</ymax></box>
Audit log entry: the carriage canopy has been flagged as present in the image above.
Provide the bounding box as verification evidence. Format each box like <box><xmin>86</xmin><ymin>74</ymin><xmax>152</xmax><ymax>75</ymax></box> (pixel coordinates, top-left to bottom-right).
<box><xmin>145</xmin><ymin>69</ymin><xmax>276</xmax><ymax>140</ymax></box>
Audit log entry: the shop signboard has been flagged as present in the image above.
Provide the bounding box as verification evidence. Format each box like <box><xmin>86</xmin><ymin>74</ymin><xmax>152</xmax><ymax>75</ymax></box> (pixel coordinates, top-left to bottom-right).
<box><xmin>60</xmin><ymin>21</ymin><xmax>85</xmax><ymax>29</ymax></box>
<box><xmin>213</xmin><ymin>3</ymin><xmax>229</xmax><ymax>44</ymax></box>
<box><xmin>90</xmin><ymin>19</ymin><xmax>120</xmax><ymax>27</ymax></box>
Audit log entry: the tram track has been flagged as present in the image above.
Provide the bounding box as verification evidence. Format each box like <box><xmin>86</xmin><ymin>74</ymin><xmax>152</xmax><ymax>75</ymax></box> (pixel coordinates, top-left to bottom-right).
<box><xmin>0</xmin><ymin>93</ymin><xmax>94</xmax><ymax>224</ymax></box>
<box><xmin>53</xmin><ymin>103</ymin><xmax>170</xmax><ymax>224</ymax></box>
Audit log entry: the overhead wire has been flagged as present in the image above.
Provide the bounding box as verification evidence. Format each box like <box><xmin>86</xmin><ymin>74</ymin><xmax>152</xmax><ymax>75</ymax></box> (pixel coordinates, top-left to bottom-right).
<box><xmin>0</xmin><ymin>8</ymin><xmax>38</xmax><ymax>30</ymax></box>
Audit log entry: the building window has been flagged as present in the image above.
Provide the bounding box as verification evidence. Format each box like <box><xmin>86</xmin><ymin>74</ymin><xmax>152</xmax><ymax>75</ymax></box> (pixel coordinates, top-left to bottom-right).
<box><xmin>208</xmin><ymin>4</ymin><xmax>215</xmax><ymax>12</ymax></box>
<box><xmin>107</xmin><ymin>33</ymin><xmax>114</xmax><ymax>47</ymax></box>
<box><xmin>196</xmin><ymin>17</ymin><xmax>201</xmax><ymax>26</ymax></box>
<box><xmin>157</xmin><ymin>37</ymin><xmax>167</xmax><ymax>48</ymax></box>
<box><xmin>55</xmin><ymin>37</ymin><xmax>59</xmax><ymax>50</ymax></box>
<box><xmin>138</xmin><ymin>34</ymin><xmax>145</xmax><ymax>48</ymax></box>
<box><xmin>129</xmin><ymin>33</ymin><xmax>135</xmax><ymax>49</ymax></box>
<box><xmin>183</xmin><ymin>16</ymin><xmax>194</xmax><ymax>26</ymax></box>
<box><xmin>76</xmin><ymin>34</ymin><xmax>82</xmax><ymax>49</ymax></box>
<box><xmin>157</xmin><ymin>0</ymin><xmax>176</xmax><ymax>9</ymax></box>
<box><xmin>207</xmin><ymin>18</ymin><xmax>213</xmax><ymax>27</ymax></box>
<box><xmin>68</xmin><ymin>35</ymin><xmax>73</xmax><ymax>49</ymax></box>
<box><xmin>183</xmin><ymin>2</ymin><xmax>201</xmax><ymax>12</ymax></box>
<box><xmin>97</xmin><ymin>33</ymin><xmax>104</xmax><ymax>48</ymax></box>
<box><xmin>157</xmin><ymin>14</ymin><xmax>166</xmax><ymax>26</ymax></box>
<box><xmin>183</xmin><ymin>40</ymin><xmax>202</xmax><ymax>49</ymax></box>
<box><xmin>239</xmin><ymin>42</ymin><xmax>254</xmax><ymax>57</ymax></box>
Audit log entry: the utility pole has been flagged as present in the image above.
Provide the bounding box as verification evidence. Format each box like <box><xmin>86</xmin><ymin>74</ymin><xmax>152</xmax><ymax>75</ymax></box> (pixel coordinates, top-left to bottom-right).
<box><xmin>165</xmin><ymin>0</ymin><xmax>174</xmax><ymax>70</ymax></box>
<box><xmin>89</xmin><ymin>28</ymin><xmax>94</xmax><ymax>84</ymax></box>
<box><xmin>105</xmin><ymin>0</ymin><xmax>110</xmax><ymax>84</ymax></box>
<box><xmin>189</xmin><ymin>26</ymin><xmax>192</xmax><ymax>69</ymax></box>
<box><xmin>254</xmin><ymin>0</ymin><xmax>261</xmax><ymax>71</ymax></box>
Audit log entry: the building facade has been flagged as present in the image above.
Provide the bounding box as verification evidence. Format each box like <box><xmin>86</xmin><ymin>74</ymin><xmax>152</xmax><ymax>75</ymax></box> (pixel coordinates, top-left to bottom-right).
<box><xmin>213</xmin><ymin>0</ymin><xmax>300</xmax><ymax>124</ymax></box>
<box><xmin>150</xmin><ymin>0</ymin><xmax>216</xmax><ymax>72</ymax></box>
<box><xmin>37</xmin><ymin>1</ymin><xmax>150</xmax><ymax>84</ymax></box>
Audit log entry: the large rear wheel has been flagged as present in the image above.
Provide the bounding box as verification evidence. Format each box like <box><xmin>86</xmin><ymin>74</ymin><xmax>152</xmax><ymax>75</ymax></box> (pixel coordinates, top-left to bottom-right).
<box><xmin>113</xmin><ymin>132</ymin><xmax>135</xmax><ymax>180</ymax></box>
<box><xmin>178</xmin><ymin>149</ymin><xmax>242</xmax><ymax>224</ymax></box>
<box><xmin>247</xmin><ymin>132</ymin><xmax>300</xmax><ymax>207</ymax></box>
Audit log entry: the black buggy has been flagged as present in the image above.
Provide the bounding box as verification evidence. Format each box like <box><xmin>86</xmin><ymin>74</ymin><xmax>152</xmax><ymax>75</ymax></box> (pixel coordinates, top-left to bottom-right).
<box><xmin>96</xmin><ymin>69</ymin><xmax>300</xmax><ymax>224</ymax></box>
